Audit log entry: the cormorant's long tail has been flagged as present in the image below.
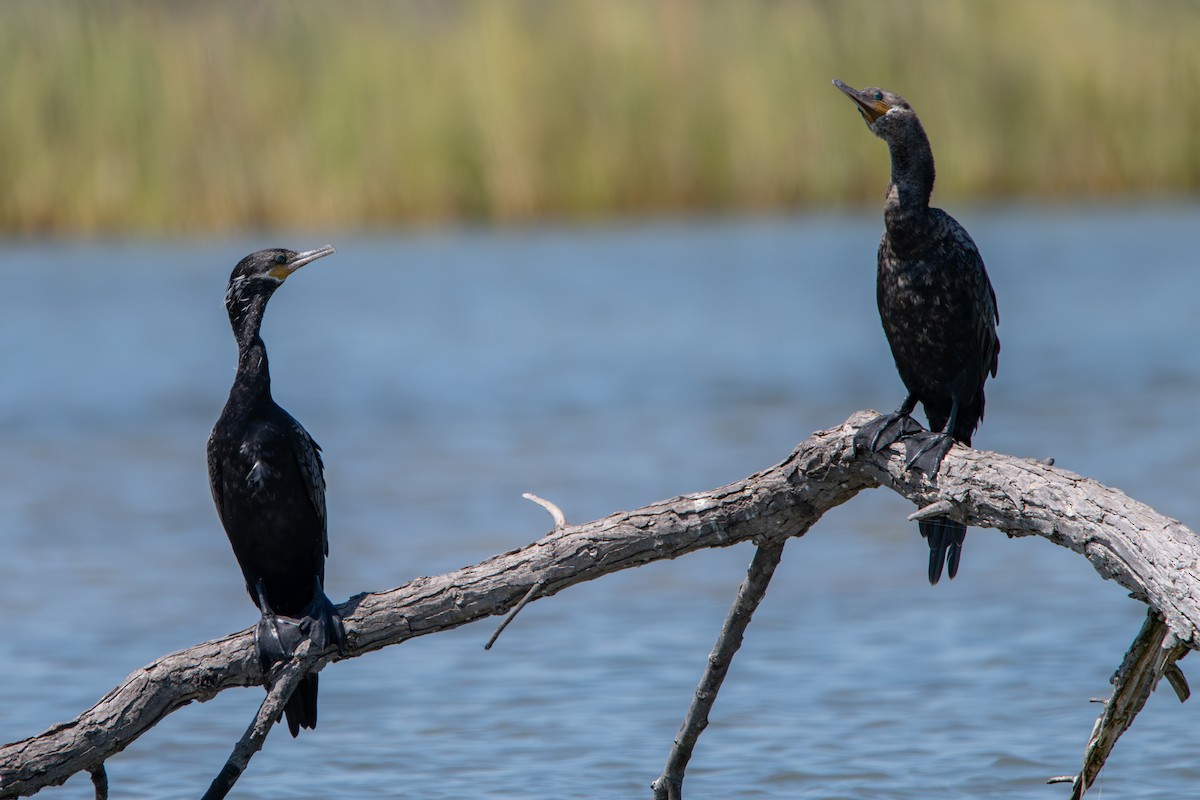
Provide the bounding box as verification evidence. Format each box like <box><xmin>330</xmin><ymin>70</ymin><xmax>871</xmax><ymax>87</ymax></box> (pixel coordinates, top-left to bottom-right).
<box><xmin>919</xmin><ymin>516</ymin><xmax>966</xmax><ymax>585</ymax></box>
<box><xmin>284</xmin><ymin>673</ymin><xmax>318</xmax><ymax>737</ymax></box>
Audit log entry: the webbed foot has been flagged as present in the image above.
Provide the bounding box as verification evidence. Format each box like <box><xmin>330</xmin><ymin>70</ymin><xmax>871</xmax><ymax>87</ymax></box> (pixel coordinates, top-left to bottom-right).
<box><xmin>904</xmin><ymin>431</ymin><xmax>954</xmax><ymax>474</ymax></box>
<box><xmin>253</xmin><ymin>580</ymin><xmax>303</xmax><ymax>672</ymax></box>
<box><xmin>255</xmin><ymin>614</ymin><xmax>306</xmax><ymax>672</ymax></box>
<box><xmin>251</xmin><ymin>578</ymin><xmax>344</xmax><ymax>674</ymax></box>
<box><xmin>299</xmin><ymin>578</ymin><xmax>347</xmax><ymax>656</ymax></box>
<box><xmin>855</xmin><ymin>411</ymin><xmax>925</xmax><ymax>455</ymax></box>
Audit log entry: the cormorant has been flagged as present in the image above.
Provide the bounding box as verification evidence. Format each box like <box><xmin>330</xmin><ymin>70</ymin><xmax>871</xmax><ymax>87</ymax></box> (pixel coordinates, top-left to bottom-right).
<box><xmin>208</xmin><ymin>246</ymin><xmax>347</xmax><ymax>736</ymax></box>
<box><xmin>833</xmin><ymin>80</ymin><xmax>1000</xmax><ymax>585</ymax></box>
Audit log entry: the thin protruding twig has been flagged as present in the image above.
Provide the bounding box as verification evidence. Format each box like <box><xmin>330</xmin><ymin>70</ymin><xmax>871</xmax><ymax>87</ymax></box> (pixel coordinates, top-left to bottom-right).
<box><xmin>907</xmin><ymin>499</ymin><xmax>956</xmax><ymax>522</ymax></box>
<box><xmin>484</xmin><ymin>579</ymin><xmax>546</xmax><ymax>650</ymax></box>
<box><xmin>200</xmin><ymin>647</ymin><xmax>316</xmax><ymax>800</ymax></box>
<box><xmin>1163</xmin><ymin>659</ymin><xmax>1191</xmax><ymax>702</ymax></box>
<box><xmin>523</xmin><ymin>492</ymin><xmax>568</xmax><ymax>531</ymax></box>
<box><xmin>88</xmin><ymin>763</ymin><xmax>107</xmax><ymax>800</ymax></box>
<box><xmin>651</xmin><ymin>539</ymin><xmax>787</xmax><ymax>800</ymax></box>
<box><xmin>479</xmin><ymin>492</ymin><xmax>567</xmax><ymax>650</ymax></box>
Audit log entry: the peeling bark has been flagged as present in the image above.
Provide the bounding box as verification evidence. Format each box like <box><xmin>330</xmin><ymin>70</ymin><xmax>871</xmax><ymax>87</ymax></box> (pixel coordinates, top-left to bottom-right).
<box><xmin>1</xmin><ymin>411</ymin><xmax>1195</xmax><ymax>798</ymax></box>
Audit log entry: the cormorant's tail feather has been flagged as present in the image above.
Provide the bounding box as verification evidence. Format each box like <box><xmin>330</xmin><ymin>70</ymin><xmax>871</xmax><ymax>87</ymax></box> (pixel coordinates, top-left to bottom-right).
<box><xmin>919</xmin><ymin>516</ymin><xmax>967</xmax><ymax>585</ymax></box>
<box><xmin>283</xmin><ymin>672</ymin><xmax>318</xmax><ymax>737</ymax></box>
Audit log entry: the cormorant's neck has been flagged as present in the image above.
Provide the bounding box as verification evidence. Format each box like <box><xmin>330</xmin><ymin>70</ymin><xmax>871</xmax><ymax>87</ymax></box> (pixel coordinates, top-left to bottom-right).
<box><xmin>227</xmin><ymin>293</ymin><xmax>273</xmax><ymax>409</ymax></box>
<box><xmin>881</xmin><ymin>118</ymin><xmax>936</xmax><ymax>242</ymax></box>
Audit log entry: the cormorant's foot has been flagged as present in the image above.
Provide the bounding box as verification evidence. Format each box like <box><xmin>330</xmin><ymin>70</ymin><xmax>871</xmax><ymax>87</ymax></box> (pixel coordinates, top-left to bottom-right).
<box><xmin>254</xmin><ymin>614</ymin><xmax>306</xmax><ymax>672</ymax></box>
<box><xmin>904</xmin><ymin>431</ymin><xmax>954</xmax><ymax>474</ymax></box>
<box><xmin>855</xmin><ymin>412</ymin><xmax>924</xmax><ymax>455</ymax></box>
<box><xmin>298</xmin><ymin>588</ymin><xmax>347</xmax><ymax>656</ymax></box>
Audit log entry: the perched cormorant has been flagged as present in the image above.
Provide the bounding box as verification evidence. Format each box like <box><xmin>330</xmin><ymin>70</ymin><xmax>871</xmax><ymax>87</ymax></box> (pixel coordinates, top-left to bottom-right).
<box><xmin>208</xmin><ymin>246</ymin><xmax>346</xmax><ymax>736</ymax></box>
<box><xmin>833</xmin><ymin>79</ymin><xmax>1000</xmax><ymax>585</ymax></box>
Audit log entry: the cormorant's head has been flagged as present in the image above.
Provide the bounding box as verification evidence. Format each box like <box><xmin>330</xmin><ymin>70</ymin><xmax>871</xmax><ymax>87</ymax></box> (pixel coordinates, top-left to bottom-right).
<box><xmin>225</xmin><ymin>245</ymin><xmax>336</xmax><ymax>313</ymax></box>
<box><xmin>832</xmin><ymin>79</ymin><xmax>916</xmax><ymax>139</ymax></box>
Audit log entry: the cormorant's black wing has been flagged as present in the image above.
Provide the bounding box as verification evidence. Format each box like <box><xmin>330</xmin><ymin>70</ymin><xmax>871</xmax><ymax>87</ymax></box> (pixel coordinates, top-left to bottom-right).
<box><xmin>287</xmin><ymin>416</ymin><xmax>328</xmax><ymax>557</ymax></box>
<box><xmin>972</xmin><ymin>252</ymin><xmax>1000</xmax><ymax>387</ymax></box>
<box><xmin>206</xmin><ymin>428</ymin><xmax>228</xmax><ymax>530</ymax></box>
<box><xmin>935</xmin><ymin>208</ymin><xmax>1001</xmax><ymax>389</ymax></box>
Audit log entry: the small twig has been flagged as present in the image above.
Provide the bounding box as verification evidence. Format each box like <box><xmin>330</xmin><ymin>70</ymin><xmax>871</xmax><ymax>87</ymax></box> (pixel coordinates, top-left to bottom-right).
<box><xmin>484</xmin><ymin>579</ymin><xmax>546</xmax><ymax>651</ymax></box>
<box><xmin>1164</xmin><ymin>661</ymin><xmax>1190</xmax><ymax>702</ymax></box>
<box><xmin>478</xmin><ymin>492</ymin><xmax>567</xmax><ymax>650</ymax></box>
<box><xmin>523</xmin><ymin>492</ymin><xmax>568</xmax><ymax>531</ymax></box>
<box><xmin>651</xmin><ymin>539</ymin><xmax>787</xmax><ymax>800</ymax></box>
<box><xmin>907</xmin><ymin>499</ymin><xmax>956</xmax><ymax>522</ymax></box>
<box><xmin>88</xmin><ymin>763</ymin><xmax>107</xmax><ymax>800</ymax></box>
<box><xmin>200</xmin><ymin>646</ymin><xmax>316</xmax><ymax>800</ymax></box>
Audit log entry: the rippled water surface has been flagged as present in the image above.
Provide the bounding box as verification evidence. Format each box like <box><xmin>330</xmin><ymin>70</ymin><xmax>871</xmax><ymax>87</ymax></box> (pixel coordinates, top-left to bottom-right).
<box><xmin>2</xmin><ymin>205</ymin><xmax>1199</xmax><ymax>798</ymax></box>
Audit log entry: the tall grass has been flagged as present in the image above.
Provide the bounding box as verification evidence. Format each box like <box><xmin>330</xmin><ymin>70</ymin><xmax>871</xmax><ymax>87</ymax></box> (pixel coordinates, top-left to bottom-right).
<box><xmin>1</xmin><ymin>0</ymin><xmax>1198</xmax><ymax>233</ymax></box>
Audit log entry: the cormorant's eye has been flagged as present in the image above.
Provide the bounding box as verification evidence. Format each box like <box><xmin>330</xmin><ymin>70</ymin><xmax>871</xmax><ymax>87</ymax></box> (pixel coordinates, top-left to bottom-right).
<box><xmin>874</xmin><ymin>91</ymin><xmax>883</xmax><ymax>101</ymax></box>
<box><xmin>274</xmin><ymin>254</ymin><xmax>287</xmax><ymax>265</ymax></box>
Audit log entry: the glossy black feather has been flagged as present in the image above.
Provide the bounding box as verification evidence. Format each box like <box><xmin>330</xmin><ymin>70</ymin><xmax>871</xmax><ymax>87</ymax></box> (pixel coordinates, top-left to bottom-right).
<box><xmin>876</xmin><ymin>208</ymin><xmax>999</xmax><ymax>446</ymax></box>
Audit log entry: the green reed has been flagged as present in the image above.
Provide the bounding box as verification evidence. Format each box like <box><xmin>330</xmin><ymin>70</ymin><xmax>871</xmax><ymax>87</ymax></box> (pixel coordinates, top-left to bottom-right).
<box><xmin>1</xmin><ymin>0</ymin><xmax>1197</xmax><ymax>233</ymax></box>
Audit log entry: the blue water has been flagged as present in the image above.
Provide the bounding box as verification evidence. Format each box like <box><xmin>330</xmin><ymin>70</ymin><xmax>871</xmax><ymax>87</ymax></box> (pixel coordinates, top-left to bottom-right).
<box><xmin>1</xmin><ymin>205</ymin><xmax>1198</xmax><ymax>798</ymax></box>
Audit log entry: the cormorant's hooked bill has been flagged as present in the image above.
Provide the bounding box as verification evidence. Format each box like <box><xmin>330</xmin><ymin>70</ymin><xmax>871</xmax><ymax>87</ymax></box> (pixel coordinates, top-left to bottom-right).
<box><xmin>269</xmin><ymin>244</ymin><xmax>336</xmax><ymax>280</ymax></box>
<box><xmin>832</xmin><ymin>79</ymin><xmax>891</xmax><ymax>124</ymax></box>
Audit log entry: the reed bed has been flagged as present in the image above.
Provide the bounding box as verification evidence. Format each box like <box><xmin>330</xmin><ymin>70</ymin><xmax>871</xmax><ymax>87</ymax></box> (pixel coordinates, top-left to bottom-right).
<box><xmin>2</xmin><ymin>0</ymin><xmax>1197</xmax><ymax>233</ymax></box>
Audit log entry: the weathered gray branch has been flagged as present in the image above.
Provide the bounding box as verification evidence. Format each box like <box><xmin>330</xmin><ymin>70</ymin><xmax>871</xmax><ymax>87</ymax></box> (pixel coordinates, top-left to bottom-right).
<box><xmin>651</xmin><ymin>540</ymin><xmax>787</xmax><ymax>800</ymax></box>
<box><xmin>2</xmin><ymin>410</ymin><xmax>1197</xmax><ymax>798</ymax></box>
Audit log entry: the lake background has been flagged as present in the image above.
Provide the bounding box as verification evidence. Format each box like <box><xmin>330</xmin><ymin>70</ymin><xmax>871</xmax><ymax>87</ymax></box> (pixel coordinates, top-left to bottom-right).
<box><xmin>2</xmin><ymin>204</ymin><xmax>1199</xmax><ymax>798</ymax></box>
<box><xmin>4</xmin><ymin>2</ymin><xmax>1200</xmax><ymax>796</ymax></box>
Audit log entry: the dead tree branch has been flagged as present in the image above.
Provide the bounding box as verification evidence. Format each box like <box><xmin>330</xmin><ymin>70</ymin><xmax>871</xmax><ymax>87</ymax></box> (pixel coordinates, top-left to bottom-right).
<box><xmin>651</xmin><ymin>540</ymin><xmax>787</xmax><ymax>800</ymax></box>
<box><xmin>1</xmin><ymin>410</ymin><xmax>1197</xmax><ymax>798</ymax></box>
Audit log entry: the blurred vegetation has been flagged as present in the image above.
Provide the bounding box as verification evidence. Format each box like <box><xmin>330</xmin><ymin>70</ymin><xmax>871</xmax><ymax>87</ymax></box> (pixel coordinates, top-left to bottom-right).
<box><xmin>2</xmin><ymin>0</ymin><xmax>1198</xmax><ymax>233</ymax></box>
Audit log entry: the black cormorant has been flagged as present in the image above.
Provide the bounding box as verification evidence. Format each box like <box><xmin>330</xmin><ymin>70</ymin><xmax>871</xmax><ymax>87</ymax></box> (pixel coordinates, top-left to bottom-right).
<box><xmin>208</xmin><ymin>246</ymin><xmax>347</xmax><ymax>736</ymax></box>
<box><xmin>833</xmin><ymin>80</ymin><xmax>1000</xmax><ymax>585</ymax></box>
